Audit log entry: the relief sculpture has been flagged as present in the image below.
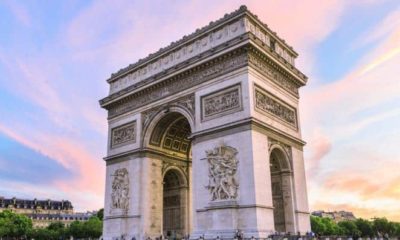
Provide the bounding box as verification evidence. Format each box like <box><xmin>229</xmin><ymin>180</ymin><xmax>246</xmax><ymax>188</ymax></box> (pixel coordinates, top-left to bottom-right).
<box><xmin>202</xmin><ymin>85</ymin><xmax>242</xmax><ymax>121</ymax></box>
<box><xmin>111</xmin><ymin>168</ymin><xmax>129</xmax><ymax>211</ymax></box>
<box><xmin>204</xmin><ymin>144</ymin><xmax>239</xmax><ymax>200</ymax></box>
<box><xmin>111</xmin><ymin>121</ymin><xmax>136</xmax><ymax>147</ymax></box>
<box><xmin>255</xmin><ymin>87</ymin><xmax>297</xmax><ymax>128</ymax></box>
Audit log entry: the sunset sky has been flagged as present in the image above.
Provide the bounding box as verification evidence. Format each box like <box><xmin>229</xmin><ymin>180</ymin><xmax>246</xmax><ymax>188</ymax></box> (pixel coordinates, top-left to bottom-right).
<box><xmin>0</xmin><ymin>1</ymin><xmax>399</xmax><ymax>221</ymax></box>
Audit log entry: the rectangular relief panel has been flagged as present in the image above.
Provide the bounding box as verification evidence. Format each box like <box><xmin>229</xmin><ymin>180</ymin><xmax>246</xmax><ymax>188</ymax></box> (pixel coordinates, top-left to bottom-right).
<box><xmin>201</xmin><ymin>84</ymin><xmax>242</xmax><ymax>121</ymax></box>
<box><xmin>110</xmin><ymin>121</ymin><xmax>137</xmax><ymax>148</ymax></box>
<box><xmin>254</xmin><ymin>85</ymin><xmax>298</xmax><ymax>129</ymax></box>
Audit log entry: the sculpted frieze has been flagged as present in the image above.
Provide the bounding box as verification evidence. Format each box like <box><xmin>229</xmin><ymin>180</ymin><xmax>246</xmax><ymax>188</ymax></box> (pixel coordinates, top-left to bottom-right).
<box><xmin>109</xmin><ymin>18</ymin><xmax>246</xmax><ymax>94</ymax></box>
<box><xmin>254</xmin><ymin>86</ymin><xmax>297</xmax><ymax>128</ymax></box>
<box><xmin>108</xmin><ymin>50</ymin><xmax>248</xmax><ymax>118</ymax></box>
<box><xmin>110</xmin><ymin>168</ymin><xmax>129</xmax><ymax>212</ymax></box>
<box><xmin>204</xmin><ymin>144</ymin><xmax>239</xmax><ymax>201</ymax></box>
<box><xmin>248</xmin><ymin>52</ymin><xmax>299</xmax><ymax>96</ymax></box>
<box><xmin>111</xmin><ymin>121</ymin><xmax>137</xmax><ymax>148</ymax></box>
<box><xmin>201</xmin><ymin>85</ymin><xmax>242</xmax><ymax>121</ymax></box>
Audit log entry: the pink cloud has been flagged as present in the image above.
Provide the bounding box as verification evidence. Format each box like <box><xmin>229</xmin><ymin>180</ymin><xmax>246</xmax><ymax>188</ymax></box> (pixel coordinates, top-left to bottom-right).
<box><xmin>64</xmin><ymin>0</ymin><xmax>349</xmax><ymax>77</ymax></box>
<box><xmin>305</xmin><ymin>129</ymin><xmax>332</xmax><ymax>175</ymax></box>
<box><xmin>0</xmin><ymin>122</ymin><xmax>104</xmax><ymax>211</ymax></box>
<box><xmin>302</xmin><ymin>6</ymin><xmax>400</xmax><ymax>221</ymax></box>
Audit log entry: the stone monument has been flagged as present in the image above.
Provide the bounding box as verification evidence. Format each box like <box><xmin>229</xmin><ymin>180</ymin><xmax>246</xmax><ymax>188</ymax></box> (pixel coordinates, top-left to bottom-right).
<box><xmin>99</xmin><ymin>6</ymin><xmax>310</xmax><ymax>240</ymax></box>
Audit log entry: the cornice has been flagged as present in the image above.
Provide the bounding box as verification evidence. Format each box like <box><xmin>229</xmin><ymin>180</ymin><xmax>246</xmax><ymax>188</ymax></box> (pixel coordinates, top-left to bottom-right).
<box><xmin>191</xmin><ymin>117</ymin><xmax>306</xmax><ymax>148</ymax></box>
<box><xmin>104</xmin><ymin>147</ymin><xmax>191</xmax><ymax>164</ymax></box>
<box><xmin>101</xmin><ymin>43</ymin><xmax>307</xmax><ymax>120</ymax></box>
<box><xmin>248</xmin><ymin>33</ymin><xmax>307</xmax><ymax>84</ymax></box>
<box><xmin>105</xmin><ymin>5</ymin><xmax>299</xmax><ymax>88</ymax></box>
<box><xmin>102</xmin><ymin>47</ymin><xmax>249</xmax><ymax>119</ymax></box>
<box><xmin>107</xmin><ymin>6</ymin><xmax>249</xmax><ymax>83</ymax></box>
<box><xmin>99</xmin><ymin>33</ymin><xmax>250</xmax><ymax>107</ymax></box>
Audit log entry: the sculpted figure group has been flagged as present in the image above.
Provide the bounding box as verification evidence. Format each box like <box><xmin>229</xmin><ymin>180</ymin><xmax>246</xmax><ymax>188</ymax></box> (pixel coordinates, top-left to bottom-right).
<box><xmin>111</xmin><ymin>168</ymin><xmax>130</xmax><ymax>211</ymax></box>
<box><xmin>205</xmin><ymin>144</ymin><xmax>239</xmax><ymax>200</ymax></box>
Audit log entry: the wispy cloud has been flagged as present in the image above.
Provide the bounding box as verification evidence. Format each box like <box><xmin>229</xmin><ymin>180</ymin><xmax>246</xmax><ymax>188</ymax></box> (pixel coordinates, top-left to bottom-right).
<box><xmin>0</xmin><ymin>1</ymin><xmax>399</xmax><ymax>218</ymax></box>
<box><xmin>2</xmin><ymin>0</ymin><xmax>31</xmax><ymax>27</ymax></box>
<box><xmin>303</xmin><ymin>4</ymin><xmax>400</xmax><ymax>221</ymax></box>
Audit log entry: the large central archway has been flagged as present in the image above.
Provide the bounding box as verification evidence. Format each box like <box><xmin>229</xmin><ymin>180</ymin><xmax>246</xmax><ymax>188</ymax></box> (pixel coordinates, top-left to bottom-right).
<box><xmin>144</xmin><ymin>110</ymin><xmax>192</xmax><ymax>239</ymax></box>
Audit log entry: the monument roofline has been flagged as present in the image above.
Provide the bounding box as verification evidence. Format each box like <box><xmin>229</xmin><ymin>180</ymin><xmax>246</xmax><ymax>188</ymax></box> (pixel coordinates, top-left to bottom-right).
<box><xmin>106</xmin><ymin>5</ymin><xmax>299</xmax><ymax>86</ymax></box>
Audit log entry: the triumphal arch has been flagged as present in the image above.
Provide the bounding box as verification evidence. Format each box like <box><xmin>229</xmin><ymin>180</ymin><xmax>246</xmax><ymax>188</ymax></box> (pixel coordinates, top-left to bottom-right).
<box><xmin>99</xmin><ymin>6</ymin><xmax>310</xmax><ymax>240</ymax></box>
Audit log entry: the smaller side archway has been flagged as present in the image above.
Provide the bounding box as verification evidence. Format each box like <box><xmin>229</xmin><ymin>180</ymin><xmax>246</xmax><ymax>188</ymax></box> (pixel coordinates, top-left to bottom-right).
<box><xmin>269</xmin><ymin>146</ymin><xmax>296</xmax><ymax>233</ymax></box>
<box><xmin>162</xmin><ymin>168</ymin><xmax>188</xmax><ymax>239</ymax></box>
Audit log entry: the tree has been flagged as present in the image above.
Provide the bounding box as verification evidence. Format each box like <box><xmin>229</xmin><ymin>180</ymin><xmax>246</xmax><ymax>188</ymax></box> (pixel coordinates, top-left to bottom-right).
<box><xmin>47</xmin><ymin>221</ymin><xmax>64</xmax><ymax>231</ymax></box>
<box><xmin>67</xmin><ymin>220</ymin><xmax>85</xmax><ymax>239</ymax></box>
<box><xmin>338</xmin><ymin>220</ymin><xmax>361</xmax><ymax>237</ymax></box>
<box><xmin>393</xmin><ymin>222</ymin><xmax>400</xmax><ymax>237</ymax></box>
<box><xmin>372</xmin><ymin>217</ymin><xmax>396</xmax><ymax>237</ymax></box>
<box><xmin>83</xmin><ymin>216</ymin><xmax>103</xmax><ymax>238</ymax></box>
<box><xmin>320</xmin><ymin>217</ymin><xmax>342</xmax><ymax>235</ymax></box>
<box><xmin>310</xmin><ymin>216</ymin><xmax>344</xmax><ymax>236</ymax></box>
<box><xmin>28</xmin><ymin>228</ymin><xmax>59</xmax><ymax>240</ymax></box>
<box><xmin>355</xmin><ymin>218</ymin><xmax>374</xmax><ymax>237</ymax></box>
<box><xmin>311</xmin><ymin>216</ymin><xmax>326</xmax><ymax>236</ymax></box>
<box><xmin>0</xmin><ymin>210</ymin><xmax>32</xmax><ymax>238</ymax></box>
<box><xmin>97</xmin><ymin>208</ymin><xmax>104</xmax><ymax>221</ymax></box>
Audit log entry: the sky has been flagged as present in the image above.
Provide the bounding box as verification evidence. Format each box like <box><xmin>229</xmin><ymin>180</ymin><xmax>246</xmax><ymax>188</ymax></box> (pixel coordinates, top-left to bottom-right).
<box><xmin>0</xmin><ymin>0</ymin><xmax>399</xmax><ymax>221</ymax></box>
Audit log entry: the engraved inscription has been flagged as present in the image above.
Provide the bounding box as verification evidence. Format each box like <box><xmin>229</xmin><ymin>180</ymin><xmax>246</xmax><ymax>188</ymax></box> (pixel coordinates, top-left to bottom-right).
<box><xmin>254</xmin><ymin>86</ymin><xmax>297</xmax><ymax>128</ymax></box>
<box><xmin>202</xmin><ymin>85</ymin><xmax>242</xmax><ymax>121</ymax></box>
<box><xmin>111</xmin><ymin>121</ymin><xmax>136</xmax><ymax>147</ymax></box>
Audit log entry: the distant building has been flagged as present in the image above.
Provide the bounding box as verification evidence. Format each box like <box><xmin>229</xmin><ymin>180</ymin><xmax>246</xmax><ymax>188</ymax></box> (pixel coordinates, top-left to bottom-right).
<box><xmin>27</xmin><ymin>211</ymin><xmax>96</xmax><ymax>228</ymax></box>
<box><xmin>0</xmin><ymin>196</ymin><xmax>96</xmax><ymax>228</ymax></box>
<box><xmin>312</xmin><ymin>210</ymin><xmax>356</xmax><ymax>222</ymax></box>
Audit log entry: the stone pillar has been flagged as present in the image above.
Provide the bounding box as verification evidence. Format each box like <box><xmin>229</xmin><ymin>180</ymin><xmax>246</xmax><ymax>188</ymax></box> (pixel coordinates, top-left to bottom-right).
<box><xmin>281</xmin><ymin>172</ymin><xmax>296</xmax><ymax>233</ymax></box>
<box><xmin>103</xmin><ymin>157</ymin><xmax>142</xmax><ymax>240</ymax></box>
<box><xmin>140</xmin><ymin>157</ymin><xmax>163</xmax><ymax>239</ymax></box>
<box><xmin>191</xmin><ymin>129</ymin><xmax>274</xmax><ymax>239</ymax></box>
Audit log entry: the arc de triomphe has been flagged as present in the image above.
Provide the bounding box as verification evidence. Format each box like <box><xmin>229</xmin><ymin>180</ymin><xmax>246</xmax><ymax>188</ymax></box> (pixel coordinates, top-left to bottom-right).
<box><xmin>100</xmin><ymin>6</ymin><xmax>310</xmax><ymax>240</ymax></box>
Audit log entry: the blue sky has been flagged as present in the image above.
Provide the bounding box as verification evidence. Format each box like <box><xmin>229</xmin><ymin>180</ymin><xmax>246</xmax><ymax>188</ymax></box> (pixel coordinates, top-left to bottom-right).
<box><xmin>0</xmin><ymin>0</ymin><xmax>399</xmax><ymax>220</ymax></box>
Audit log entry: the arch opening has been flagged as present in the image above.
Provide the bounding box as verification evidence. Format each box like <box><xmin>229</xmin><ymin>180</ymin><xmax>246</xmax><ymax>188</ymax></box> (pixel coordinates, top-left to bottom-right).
<box><xmin>269</xmin><ymin>147</ymin><xmax>295</xmax><ymax>233</ymax></box>
<box><xmin>163</xmin><ymin>169</ymin><xmax>187</xmax><ymax>239</ymax></box>
<box><xmin>146</xmin><ymin>112</ymin><xmax>192</xmax><ymax>239</ymax></box>
<box><xmin>148</xmin><ymin>112</ymin><xmax>192</xmax><ymax>159</ymax></box>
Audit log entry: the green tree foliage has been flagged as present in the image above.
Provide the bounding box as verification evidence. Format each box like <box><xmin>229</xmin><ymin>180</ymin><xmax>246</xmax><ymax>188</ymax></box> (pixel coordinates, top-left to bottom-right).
<box><xmin>372</xmin><ymin>217</ymin><xmax>397</xmax><ymax>237</ymax></box>
<box><xmin>83</xmin><ymin>216</ymin><xmax>103</xmax><ymax>238</ymax></box>
<box><xmin>0</xmin><ymin>209</ymin><xmax>103</xmax><ymax>239</ymax></box>
<box><xmin>310</xmin><ymin>216</ymin><xmax>344</xmax><ymax>236</ymax></box>
<box><xmin>28</xmin><ymin>228</ymin><xmax>59</xmax><ymax>240</ymax></box>
<box><xmin>338</xmin><ymin>220</ymin><xmax>361</xmax><ymax>237</ymax></box>
<box><xmin>68</xmin><ymin>220</ymin><xmax>85</xmax><ymax>238</ymax></box>
<box><xmin>355</xmin><ymin>218</ymin><xmax>374</xmax><ymax>237</ymax></box>
<box><xmin>311</xmin><ymin>216</ymin><xmax>400</xmax><ymax>238</ymax></box>
<box><xmin>97</xmin><ymin>208</ymin><xmax>104</xmax><ymax>221</ymax></box>
<box><xmin>394</xmin><ymin>222</ymin><xmax>400</xmax><ymax>237</ymax></box>
<box><xmin>0</xmin><ymin>210</ymin><xmax>33</xmax><ymax>238</ymax></box>
<box><xmin>310</xmin><ymin>215</ymin><xmax>326</xmax><ymax>235</ymax></box>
